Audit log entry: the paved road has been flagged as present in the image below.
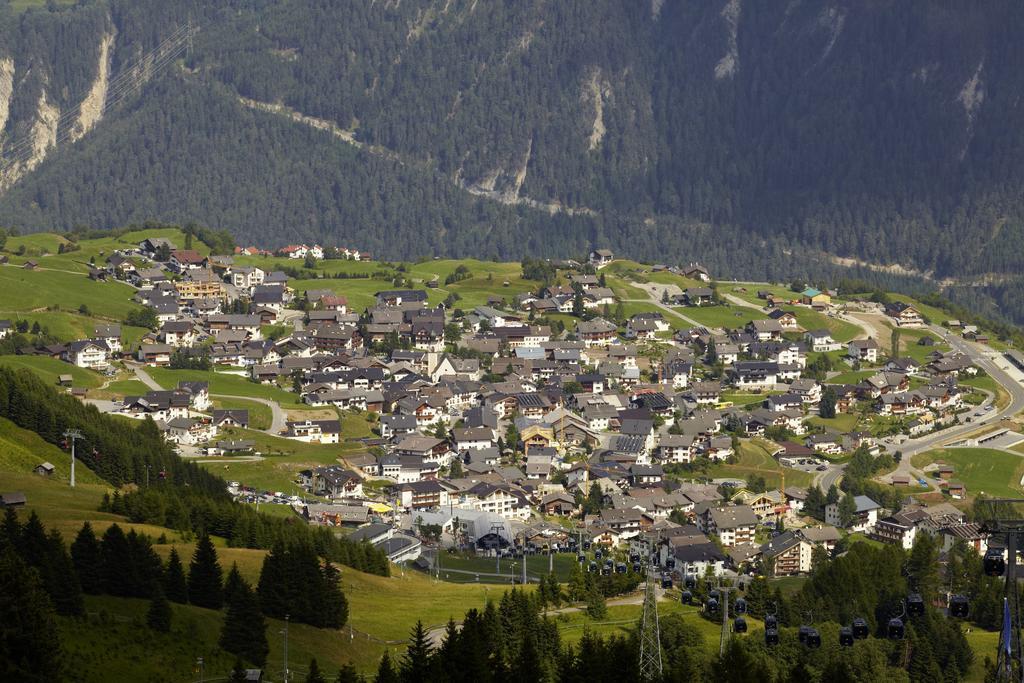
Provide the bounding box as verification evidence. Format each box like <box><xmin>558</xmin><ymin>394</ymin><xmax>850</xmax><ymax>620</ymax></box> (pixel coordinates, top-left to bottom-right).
<box><xmin>879</xmin><ymin>325</ymin><xmax>1024</xmax><ymax>485</ymax></box>
<box><xmin>129</xmin><ymin>362</ymin><xmax>288</xmax><ymax>436</ymax></box>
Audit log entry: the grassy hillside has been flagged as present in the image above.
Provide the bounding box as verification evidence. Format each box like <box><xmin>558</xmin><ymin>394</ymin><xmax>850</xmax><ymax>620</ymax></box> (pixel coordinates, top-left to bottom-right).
<box><xmin>0</xmin><ymin>355</ymin><xmax>104</xmax><ymax>389</ymax></box>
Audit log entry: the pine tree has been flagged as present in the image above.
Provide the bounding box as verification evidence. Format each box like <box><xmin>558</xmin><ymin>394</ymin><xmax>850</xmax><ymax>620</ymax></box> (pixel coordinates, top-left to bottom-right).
<box><xmin>188</xmin><ymin>533</ymin><xmax>223</xmax><ymax>609</ymax></box>
<box><xmin>321</xmin><ymin>561</ymin><xmax>349</xmax><ymax>629</ymax></box>
<box><xmin>147</xmin><ymin>583</ymin><xmax>172</xmax><ymax>633</ymax></box>
<box><xmin>401</xmin><ymin>621</ymin><xmax>434</xmax><ymax>683</ymax></box>
<box><xmin>0</xmin><ymin>539</ymin><xmax>64</xmax><ymax>682</ymax></box>
<box><xmin>306</xmin><ymin>658</ymin><xmax>326</xmax><ymax>683</ymax></box>
<box><xmin>335</xmin><ymin>663</ymin><xmax>364</xmax><ymax>683</ymax></box>
<box><xmin>43</xmin><ymin>528</ymin><xmax>84</xmax><ymax>616</ymax></box>
<box><xmin>164</xmin><ymin>547</ymin><xmax>189</xmax><ymax>603</ymax></box>
<box><xmin>223</xmin><ymin>563</ymin><xmax>247</xmax><ymax>607</ymax></box>
<box><xmin>0</xmin><ymin>507</ymin><xmax>20</xmax><ymax>547</ymax></box>
<box><xmin>220</xmin><ymin>574</ymin><xmax>269</xmax><ymax>667</ymax></box>
<box><xmin>71</xmin><ymin>521</ymin><xmax>103</xmax><ymax>594</ymax></box>
<box><xmin>374</xmin><ymin>653</ymin><xmax>399</xmax><ymax>683</ymax></box>
<box><xmin>100</xmin><ymin>523</ymin><xmax>132</xmax><ymax>596</ymax></box>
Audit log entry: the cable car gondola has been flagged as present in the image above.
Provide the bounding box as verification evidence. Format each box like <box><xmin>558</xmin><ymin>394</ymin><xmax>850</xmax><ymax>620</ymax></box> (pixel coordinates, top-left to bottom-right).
<box><xmin>984</xmin><ymin>548</ymin><xmax>1006</xmax><ymax>577</ymax></box>
<box><xmin>681</xmin><ymin>590</ymin><xmax>693</xmax><ymax>604</ymax></box>
<box><xmin>734</xmin><ymin>598</ymin><xmax>747</xmax><ymax>614</ymax></box>
<box><xmin>594</xmin><ymin>549</ymin><xmax>602</xmax><ymax>560</ymax></box>
<box><xmin>630</xmin><ymin>553</ymin><xmax>641</xmax><ymax>563</ymax></box>
<box><xmin>604</xmin><ymin>558</ymin><xmax>614</xmax><ymax>567</ymax></box>
<box><xmin>665</xmin><ymin>558</ymin><xmax>676</xmax><ymax>569</ymax></box>
<box><xmin>765</xmin><ymin>628</ymin><xmax>779</xmax><ymax>646</ymax></box>
<box><xmin>733</xmin><ymin>616</ymin><xmax>747</xmax><ymax>633</ymax></box>
<box><xmin>950</xmin><ymin>594</ymin><xmax>970</xmax><ymax>618</ymax></box>
<box><xmin>577</xmin><ymin>554</ymin><xmax>586</xmax><ymax>564</ymax></box>
<box><xmin>765</xmin><ymin>614</ymin><xmax>778</xmax><ymax>630</ymax></box>
<box><xmin>616</xmin><ymin>563</ymin><xmax>627</xmax><ymax>574</ymax></box>
<box><xmin>839</xmin><ymin>626</ymin><xmax>854</xmax><ymax>647</ymax></box>
<box><xmin>684</xmin><ymin>575</ymin><xmax>697</xmax><ymax>590</ymax></box>
<box><xmin>907</xmin><ymin>592</ymin><xmax>925</xmax><ymax>617</ymax></box>
<box><xmin>887</xmin><ymin>617</ymin><xmax>905</xmax><ymax>640</ymax></box>
<box><xmin>601</xmin><ymin>566</ymin><xmax>611</xmax><ymax>576</ymax></box>
<box><xmin>661</xmin><ymin>574</ymin><xmax>674</xmax><ymax>589</ymax></box>
<box><xmin>851</xmin><ymin>617</ymin><xmax>869</xmax><ymax>639</ymax></box>
<box><xmin>805</xmin><ymin>628</ymin><xmax>821</xmax><ymax>649</ymax></box>
<box><xmin>706</xmin><ymin>597</ymin><xmax>719</xmax><ymax>613</ymax></box>
<box><xmin>588</xmin><ymin>561</ymin><xmax>598</xmax><ymax>573</ymax></box>
<box><xmin>632</xmin><ymin>562</ymin><xmax>642</xmax><ymax>573</ymax></box>
<box><xmin>583</xmin><ymin>541</ymin><xmax>592</xmax><ymax>551</ymax></box>
<box><xmin>798</xmin><ymin>625</ymin><xmax>811</xmax><ymax>644</ymax></box>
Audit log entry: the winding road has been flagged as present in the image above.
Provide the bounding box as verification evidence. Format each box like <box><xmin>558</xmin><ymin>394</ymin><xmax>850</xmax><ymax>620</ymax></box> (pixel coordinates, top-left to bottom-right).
<box><xmin>128</xmin><ymin>362</ymin><xmax>288</xmax><ymax>435</ymax></box>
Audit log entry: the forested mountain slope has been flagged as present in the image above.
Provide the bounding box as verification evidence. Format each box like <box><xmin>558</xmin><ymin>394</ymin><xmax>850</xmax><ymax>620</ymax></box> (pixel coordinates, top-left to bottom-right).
<box><xmin>1</xmin><ymin>0</ymin><xmax>1023</xmax><ymax>316</ymax></box>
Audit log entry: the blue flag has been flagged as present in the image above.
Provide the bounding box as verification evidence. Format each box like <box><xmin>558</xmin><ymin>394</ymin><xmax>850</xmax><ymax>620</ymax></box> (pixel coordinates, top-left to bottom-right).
<box><xmin>1003</xmin><ymin>597</ymin><xmax>1012</xmax><ymax>657</ymax></box>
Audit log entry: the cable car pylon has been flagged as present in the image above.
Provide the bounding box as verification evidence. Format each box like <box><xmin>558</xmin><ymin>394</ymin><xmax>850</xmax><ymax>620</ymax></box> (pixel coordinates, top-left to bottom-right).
<box><xmin>638</xmin><ymin>547</ymin><xmax>662</xmax><ymax>680</ymax></box>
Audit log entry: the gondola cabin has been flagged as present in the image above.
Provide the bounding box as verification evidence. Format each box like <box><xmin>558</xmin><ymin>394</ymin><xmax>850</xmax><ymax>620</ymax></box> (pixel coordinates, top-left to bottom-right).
<box><xmin>734</xmin><ymin>598</ymin><xmax>747</xmax><ymax>614</ymax></box>
<box><xmin>907</xmin><ymin>593</ymin><xmax>925</xmax><ymax>617</ymax></box>
<box><xmin>706</xmin><ymin>597</ymin><xmax>719</xmax><ymax>613</ymax></box>
<box><xmin>950</xmin><ymin>595</ymin><xmax>969</xmax><ymax>618</ymax></box>
<box><xmin>805</xmin><ymin>629</ymin><xmax>821</xmax><ymax>648</ymax></box>
<box><xmin>839</xmin><ymin>626</ymin><xmax>854</xmax><ymax>647</ymax></box>
<box><xmin>887</xmin><ymin>617</ymin><xmax>905</xmax><ymax>640</ymax></box>
<box><xmin>733</xmin><ymin>616</ymin><xmax>748</xmax><ymax>633</ymax></box>
<box><xmin>765</xmin><ymin>628</ymin><xmax>779</xmax><ymax>646</ymax></box>
<box><xmin>984</xmin><ymin>548</ymin><xmax>1006</xmax><ymax>577</ymax></box>
<box><xmin>681</xmin><ymin>590</ymin><xmax>693</xmax><ymax>604</ymax></box>
<box><xmin>852</xmin><ymin>617</ymin><xmax>869</xmax><ymax>639</ymax></box>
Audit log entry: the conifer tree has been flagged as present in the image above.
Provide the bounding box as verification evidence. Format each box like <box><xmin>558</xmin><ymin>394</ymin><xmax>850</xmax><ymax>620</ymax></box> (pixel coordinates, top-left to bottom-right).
<box><xmin>400</xmin><ymin>621</ymin><xmax>433</xmax><ymax>683</ymax></box>
<box><xmin>0</xmin><ymin>539</ymin><xmax>64</xmax><ymax>682</ymax></box>
<box><xmin>223</xmin><ymin>563</ymin><xmax>246</xmax><ymax>607</ymax></box>
<box><xmin>188</xmin><ymin>533</ymin><xmax>223</xmax><ymax>609</ymax></box>
<box><xmin>44</xmin><ymin>528</ymin><xmax>84</xmax><ymax>617</ymax></box>
<box><xmin>164</xmin><ymin>547</ymin><xmax>189</xmax><ymax>603</ymax></box>
<box><xmin>334</xmin><ymin>663</ymin><xmax>364</xmax><ymax>683</ymax></box>
<box><xmin>374</xmin><ymin>653</ymin><xmax>399</xmax><ymax>683</ymax></box>
<box><xmin>0</xmin><ymin>507</ymin><xmax>20</xmax><ymax>547</ymax></box>
<box><xmin>306</xmin><ymin>658</ymin><xmax>326</xmax><ymax>683</ymax></box>
<box><xmin>71</xmin><ymin>521</ymin><xmax>103</xmax><ymax>594</ymax></box>
<box><xmin>220</xmin><ymin>574</ymin><xmax>268</xmax><ymax>667</ymax></box>
<box><xmin>147</xmin><ymin>583</ymin><xmax>172</xmax><ymax>633</ymax></box>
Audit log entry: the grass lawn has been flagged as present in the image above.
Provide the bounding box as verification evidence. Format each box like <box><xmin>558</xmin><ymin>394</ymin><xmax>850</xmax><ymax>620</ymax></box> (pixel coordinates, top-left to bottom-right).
<box><xmin>910</xmin><ymin>448</ymin><xmax>1024</xmax><ymax>499</ymax></box>
<box><xmin>211</xmin><ymin>397</ymin><xmax>273</xmax><ymax>430</ymax></box>
<box><xmin>290</xmin><ymin>277</ymin><xmax>392</xmax><ymax>312</ymax></box>
<box><xmin>829</xmin><ymin>369</ymin><xmax>875</xmax><ymax>384</ymax></box>
<box><xmin>431</xmin><ymin>551</ymin><xmax>583</xmax><ymax>583</ymax></box>
<box><xmin>965</xmin><ymin>629</ymin><xmax>1001</xmax><ymax>682</ymax></box>
<box><xmin>706</xmin><ymin>439</ymin><xmax>814</xmax><ymax>489</ymax></box>
<box><xmin>674</xmin><ymin>305</ymin><xmax>750</xmax><ymax>329</ymax></box>
<box><xmin>960</xmin><ymin>374</ymin><xmax>1011</xmax><ymax>411</ymax></box>
<box><xmin>0</xmin><ymin>265</ymin><xmax>141</xmax><ymax>319</ymax></box>
<box><xmin>0</xmin><ymin>354</ymin><xmax>105</xmax><ymax>388</ymax></box>
<box><xmin>145</xmin><ymin>367</ymin><xmax>304</xmax><ymax>406</ymax></box>
<box><xmin>806</xmin><ymin>413</ymin><xmax>859</xmax><ymax>433</ymax></box>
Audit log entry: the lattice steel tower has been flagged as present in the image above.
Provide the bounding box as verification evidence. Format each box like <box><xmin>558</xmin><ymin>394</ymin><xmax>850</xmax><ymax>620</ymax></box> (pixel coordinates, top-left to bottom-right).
<box><xmin>638</xmin><ymin>557</ymin><xmax>663</xmax><ymax>681</ymax></box>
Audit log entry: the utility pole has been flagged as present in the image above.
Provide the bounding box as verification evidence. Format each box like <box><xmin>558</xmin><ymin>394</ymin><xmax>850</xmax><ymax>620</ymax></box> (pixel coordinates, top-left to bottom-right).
<box><xmin>490</xmin><ymin>523</ymin><xmax>505</xmax><ymax>575</ymax></box>
<box><xmin>196</xmin><ymin>656</ymin><xmax>204</xmax><ymax>683</ymax></box>
<box><xmin>283</xmin><ymin>614</ymin><xmax>290</xmax><ymax>683</ymax></box>
<box><xmin>719</xmin><ymin>584</ymin><xmax>732</xmax><ymax>656</ymax></box>
<box><xmin>638</xmin><ymin>551</ymin><xmax>663</xmax><ymax>681</ymax></box>
<box><xmin>63</xmin><ymin>429</ymin><xmax>82</xmax><ymax>488</ymax></box>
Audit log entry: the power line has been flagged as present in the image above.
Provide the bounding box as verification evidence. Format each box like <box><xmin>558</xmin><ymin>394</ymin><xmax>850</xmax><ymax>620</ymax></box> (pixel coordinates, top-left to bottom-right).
<box><xmin>0</xmin><ymin>22</ymin><xmax>197</xmax><ymax>183</ymax></box>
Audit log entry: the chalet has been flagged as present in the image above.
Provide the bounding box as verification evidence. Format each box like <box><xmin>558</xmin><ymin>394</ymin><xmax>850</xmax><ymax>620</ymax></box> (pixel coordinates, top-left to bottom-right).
<box><xmin>161</xmin><ymin>321</ymin><xmax>196</xmax><ymax>347</ymax></box>
<box><xmin>588</xmin><ymin>249</ymin><xmax>614</xmax><ymax>269</ymax></box>
<box><xmin>138</xmin><ymin>344</ymin><xmax>173</xmax><ymax>366</ymax></box>
<box><xmin>164</xmin><ymin>417</ymin><xmax>217</xmax><ymax>446</ymax></box>
<box><xmin>760</xmin><ymin>530</ymin><xmax>815</xmax><ymax>575</ymax></box>
<box><xmin>63</xmin><ymin>340</ymin><xmax>109</xmax><ymax>369</ymax></box>
<box><xmin>884</xmin><ymin>302</ymin><xmax>924</xmax><ymax>328</ymax></box>
<box><xmin>375</xmin><ymin>289</ymin><xmax>428</xmax><ymax>307</ymax></box>
<box><xmin>140</xmin><ymin>237</ymin><xmax>176</xmax><ymax>256</ymax></box>
<box><xmin>657</xmin><ymin>434</ymin><xmax>698</xmax><ymax>464</ymax></box>
<box><xmin>729</xmin><ymin>361</ymin><xmax>779</xmax><ymax>390</ymax></box>
<box><xmin>540</xmin><ymin>492</ymin><xmax>578</xmax><ymax>516</ymax></box>
<box><xmin>397</xmin><ymin>480</ymin><xmax>450</xmax><ymax>510</ymax></box>
<box><xmin>847</xmin><ymin>338</ymin><xmax>880</xmax><ymax>364</ymax></box>
<box><xmin>805</xmin><ymin>432</ymin><xmax>843</xmax><ymax>455</ymax></box>
<box><xmin>804</xmin><ymin>329</ymin><xmax>841</xmax><ymax>353</ymax></box>
<box><xmin>452</xmin><ymin>426</ymin><xmax>495</xmax><ymax>451</ymax></box>
<box><xmin>230</xmin><ymin>266</ymin><xmax>265</xmax><ymax>290</ymax></box>
<box><xmin>767</xmin><ymin>309</ymin><xmax>799</xmax><ymax>330</ymax></box>
<box><xmin>284</xmin><ymin>419</ymin><xmax>341</xmax><ymax>444</ymax></box>
<box><xmin>93</xmin><ymin>324</ymin><xmax>122</xmax><ymax>354</ymax></box>
<box><xmin>825</xmin><ymin>495</ymin><xmax>881</xmax><ymax>533</ymax></box>
<box><xmin>698</xmin><ymin>506</ymin><xmax>758</xmax><ymax>547</ymax></box>
<box><xmin>681</xmin><ymin>288</ymin><xmax>714</xmax><ymax>307</ymax></box>
<box><xmin>395</xmin><ymin>435</ymin><xmax>452</xmax><ymax>465</ymax></box>
<box><xmin>747</xmin><ymin>319</ymin><xmax>783</xmax><ymax>342</ymax></box>
<box><xmin>170</xmin><ymin>249</ymin><xmax>205</xmax><ymax>272</ymax></box>
<box><xmin>682</xmin><ymin>263</ymin><xmax>711</xmax><ymax>282</ymax></box>
<box><xmin>212</xmin><ymin>409</ymin><xmax>249</xmax><ymax>429</ymax></box>
<box><xmin>575</xmin><ymin>318</ymin><xmax>618</xmax><ymax>347</ymax></box>
<box><xmin>34</xmin><ymin>462</ymin><xmax>55</xmax><ymax>477</ymax></box>
<box><xmin>121</xmin><ymin>391</ymin><xmax>191</xmax><ymax>422</ymax></box>
<box><xmin>310</xmin><ymin>466</ymin><xmax>363</xmax><ymax>499</ymax></box>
